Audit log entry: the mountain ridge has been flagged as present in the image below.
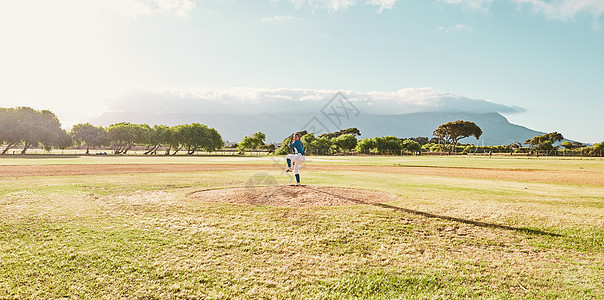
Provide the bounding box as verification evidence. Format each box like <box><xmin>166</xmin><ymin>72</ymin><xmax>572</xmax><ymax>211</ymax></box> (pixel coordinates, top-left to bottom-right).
<box><xmin>91</xmin><ymin>111</ymin><xmax>546</xmax><ymax>146</ymax></box>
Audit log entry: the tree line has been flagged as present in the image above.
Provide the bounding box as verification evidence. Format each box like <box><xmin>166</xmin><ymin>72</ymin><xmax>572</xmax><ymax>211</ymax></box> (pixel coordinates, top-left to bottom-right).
<box><xmin>2</xmin><ymin>107</ymin><xmax>602</xmax><ymax>156</ymax></box>
<box><xmin>0</xmin><ymin>107</ymin><xmax>71</xmax><ymax>154</ymax></box>
<box><xmin>1</xmin><ymin>107</ymin><xmax>223</xmax><ymax>155</ymax></box>
<box><xmin>237</xmin><ymin>120</ymin><xmax>602</xmax><ymax>157</ymax></box>
<box><xmin>234</xmin><ymin>128</ymin><xmax>424</xmax><ymax>155</ymax></box>
<box><xmin>259</xmin><ymin>121</ymin><xmax>480</xmax><ymax>155</ymax></box>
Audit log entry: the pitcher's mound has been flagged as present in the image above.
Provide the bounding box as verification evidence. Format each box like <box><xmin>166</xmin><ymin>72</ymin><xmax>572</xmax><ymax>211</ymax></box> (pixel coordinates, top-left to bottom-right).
<box><xmin>188</xmin><ymin>185</ymin><xmax>397</xmax><ymax>207</ymax></box>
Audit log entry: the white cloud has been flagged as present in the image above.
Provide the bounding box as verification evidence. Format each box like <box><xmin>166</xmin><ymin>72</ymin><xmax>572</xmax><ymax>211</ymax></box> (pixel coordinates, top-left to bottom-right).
<box><xmin>260</xmin><ymin>15</ymin><xmax>296</xmax><ymax>23</ymax></box>
<box><xmin>107</xmin><ymin>87</ymin><xmax>525</xmax><ymax>115</ymax></box>
<box><xmin>439</xmin><ymin>24</ymin><xmax>474</xmax><ymax>32</ymax></box>
<box><xmin>440</xmin><ymin>0</ymin><xmax>494</xmax><ymax>12</ymax></box>
<box><xmin>283</xmin><ymin>0</ymin><xmax>354</xmax><ymax>12</ymax></box>
<box><xmin>513</xmin><ymin>0</ymin><xmax>604</xmax><ymax>20</ymax></box>
<box><xmin>155</xmin><ymin>0</ymin><xmax>197</xmax><ymax>19</ymax></box>
<box><xmin>275</xmin><ymin>0</ymin><xmax>397</xmax><ymax>13</ymax></box>
<box><xmin>368</xmin><ymin>0</ymin><xmax>398</xmax><ymax>13</ymax></box>
<box><xmin>444</xmin><ymin>0</ymin><xmax>604</xmax><ymax>20</ymax></box>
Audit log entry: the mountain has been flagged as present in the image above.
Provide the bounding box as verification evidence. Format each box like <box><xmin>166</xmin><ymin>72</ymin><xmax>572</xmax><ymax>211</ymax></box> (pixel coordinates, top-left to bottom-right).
<box><xmin>91</xmin><ymin>111</ymin><xmax>544</xmax><ymax>145</ymax></box>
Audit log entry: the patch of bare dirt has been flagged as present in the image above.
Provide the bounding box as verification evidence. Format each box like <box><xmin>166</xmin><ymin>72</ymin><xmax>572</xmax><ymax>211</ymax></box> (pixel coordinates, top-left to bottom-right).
<box><xmin>188</xmin><ymin>185</ymin><xmax>398</xmax><ymax>207</ymax></box>
<box><xmin>0</xmin><ymin>163</ymin><xmax>602</xmax><ymax>185</ymax></box>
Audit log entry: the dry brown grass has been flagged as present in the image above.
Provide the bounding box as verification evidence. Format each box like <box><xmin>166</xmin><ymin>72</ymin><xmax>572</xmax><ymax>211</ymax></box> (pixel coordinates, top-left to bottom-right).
<box><xmin>2</xmin><ymin>163</ymin><xmax>603</xmax><ymax>185</ymax></box>
<box><xmin>1</xmin><ymin>158</ymin><xmax>602</xmax><ymax>298</ymax></box>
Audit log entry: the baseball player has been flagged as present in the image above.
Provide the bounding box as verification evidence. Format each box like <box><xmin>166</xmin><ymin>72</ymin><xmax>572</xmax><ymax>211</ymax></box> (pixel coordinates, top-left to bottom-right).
<box><xmin>285</xmin><ymin>133</ymin><xmax>305</xmax><ymax>186</ymax></box>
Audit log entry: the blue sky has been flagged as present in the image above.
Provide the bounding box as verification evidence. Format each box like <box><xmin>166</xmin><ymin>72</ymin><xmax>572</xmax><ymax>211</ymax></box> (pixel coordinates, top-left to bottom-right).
<box><xmin>0</xmin><ymin>0</ymin><xmax>603</xmax><ymax>143</ymax></box>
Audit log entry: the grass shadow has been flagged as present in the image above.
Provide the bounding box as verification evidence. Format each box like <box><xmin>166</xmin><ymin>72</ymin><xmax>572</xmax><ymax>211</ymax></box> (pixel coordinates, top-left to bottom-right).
<box><xmin>303</xmin><ymin>185</ymin><xmax>562</xmax><ymax>237</ymax></box>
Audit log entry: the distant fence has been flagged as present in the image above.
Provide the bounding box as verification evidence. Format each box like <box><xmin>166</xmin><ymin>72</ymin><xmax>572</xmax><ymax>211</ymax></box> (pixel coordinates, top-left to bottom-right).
<box><xmin>306</xmin><ymin>149</ymin><xmax>603</xmax><ymax>157</ymax></box>
<box><xmin>467</xmin><ymin>149</ymin><xmax>603</xmax><ymax>158</ymax></box>
<box><xmin>0</xmin><ymin>148</ymin><xmax>259</xmax><ymax>156</ymax></box>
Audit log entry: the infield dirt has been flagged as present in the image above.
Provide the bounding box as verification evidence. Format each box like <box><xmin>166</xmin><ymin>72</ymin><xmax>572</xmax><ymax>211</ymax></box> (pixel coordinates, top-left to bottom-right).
<box><xmin>188</xmin><ymin>185</ymin><xmax>398</xmax><ymax>207</ymax></box>
<box><xmin>1</xmin><ymin>163</ymin><xmax>602</xmax><ymax>185</ymax></box>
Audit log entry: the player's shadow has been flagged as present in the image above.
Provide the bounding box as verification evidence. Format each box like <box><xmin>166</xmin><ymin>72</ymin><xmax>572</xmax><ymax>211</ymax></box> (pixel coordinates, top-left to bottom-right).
<box><xmin>303</xmin><ymin>186</ymin><xmax>562</xmax><ymax>237</ymax></box>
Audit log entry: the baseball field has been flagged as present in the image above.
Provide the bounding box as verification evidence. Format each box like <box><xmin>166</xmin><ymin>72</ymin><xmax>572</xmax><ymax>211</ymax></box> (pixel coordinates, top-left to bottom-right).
<box><xmin>1</xmin><ymin>155</ymin><xmax>602</xmax><ymax>299</ymax></box>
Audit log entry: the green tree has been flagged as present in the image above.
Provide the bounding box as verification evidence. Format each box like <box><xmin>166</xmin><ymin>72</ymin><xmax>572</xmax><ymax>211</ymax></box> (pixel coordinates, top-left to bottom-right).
<box><xmin>1</xmin><ymin>107</ymin><xmax>70</xmax><ymax>154</ymax></box>
<box><xmin>238</xmin><ymin>138</ymin><xmax>253</xmax><ymax>154</ymax></box>
<box><xmin>206</xmin><ymin>127</ymin><xmax>224</xmax><ymax>152</ymax></box>
<box><xmin>406</xmin><ymin>137</ymin><xmax>430</xmax><ymax>146</ymax></box>
<box><xmin>107</xmin><ymin>123</ymin><xmax>151</xmax><ymax>154</ymax></box>
<box><xmin>17</xmin><ymin>107</ymin><xmax>43</xmax><ymax>154</ymax></box>
<box><xmin>319</xmin><ymin>128</ymin><xmax>361</xmax><ymax>139</ymax></box>
<box><xmin>144</xmin><ymin>125</ymin><xmax>172</xmax><ymax>155</ymax></box>
<box><xmin>537</xmin><ymin>140</ymin><xmax>554</xmax><ymax>151</ymax></box>
<box><xmin>421</xmin><ymin>143</ymin><xmax>444</xmax><ymax>153</ymax></box>
<box><xmin>313</xmin><ymin>136</ymin><xmax>332</xmax><ymax>154</ymax></box>
<box><xmin>301</xmin><ymin>133</ymin><xmax>318</xmax><ymax>153</ymax></box>
<box><xmin>70</xmin><ymin>123</ymin><xmax>107</xmax><ymax>154</ymax></box>
<box><xmin>375</xmin><ymin>136</ymin><xmax>403</xmax><ymax>154</ymax></box>
<box><xmin>561</xmin><ymin>141</ymin><xmax>573</xmax><ymax>150</ymax></box>
<box><xmin>167</xmin><ymin>126</ymin><xmax>183</xmax><ymax>155</ymax></box>
<box><xmin>173</xmin><ymin>123</ymin><xmax>223</xmax><ymax>155</ymax></box>
<box><xmin>0</xmin><ymin>108</ymin><xmax>21</xmax><ymax>154</ymax></box>
<box><xmin>20</xmin><ymin>108</ymin><xmax>69</xmax><ymax>154</ymax></box>
<box><xmin>402</xmin><ymin>139</ymin><xmax>421</xmax><ymax>153</ymax></box>
<box><xmin>331</xmin><ymin>134</ymin><xmax>357</xmax><ymax>152</ymax></box>
<box><xmin>252</xmin><ymin>132</ymin><xmax>266</xmax><ymax>146</ymax></box>
<box><xmin>591</xmin><ymin>142</ymin><xmax>604</xmax><ymax>155</ymax></box>
<box><xmin>175</xmin><ymin>123</ymin><xmax>206</xmax><ymax>155</ymax></box>
<box><xmin>238</xmin><ymin>132</ymin><xmax>266</xmax><ymax>154</ymax></box>
<box><xmin>509</xmin><ymin>141</ymin><xmax>522</xmax><ymax>152</ymax></box>
<box><xmin>356</xmin><ymin>138</ymin><xmax>377</xmax><ymax>153</ymax></box>
<box><xmin>35</xmin><ymin>110</ymin><xmax>71</xmax><ymax>153</ymax></box>
<box><xmin>51</xmin><ymin>130</ymin><xmax>73</xmax><ymax>151</ymax></box>
<box><xmin>561</xmin><ymin>141</ymin><xmax>584</xmax><ymax>150</ymax></box>
<box><xmin>525</xmin><ymin>132</ymin><xmax>564</xmax><ymax>149</ymax></box>
<box><xmin>433</xmin><ymin>120</ymin><xmax>482</xmax><ymax>154</ymax></box>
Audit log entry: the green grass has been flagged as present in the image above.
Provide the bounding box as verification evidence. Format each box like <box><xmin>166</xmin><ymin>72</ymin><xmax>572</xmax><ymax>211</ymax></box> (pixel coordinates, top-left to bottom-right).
<box><xmin>0</xmin><ymin>156</ymin><xmax>603</xmax><ymax>299</ymax></box>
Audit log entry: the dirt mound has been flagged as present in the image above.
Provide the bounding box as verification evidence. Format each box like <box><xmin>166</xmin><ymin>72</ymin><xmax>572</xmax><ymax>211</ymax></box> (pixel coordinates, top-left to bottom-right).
<box><xmin>188</xmin><ymin>185</ymin><xmax>398</xmax><ymax>207</ymax></box>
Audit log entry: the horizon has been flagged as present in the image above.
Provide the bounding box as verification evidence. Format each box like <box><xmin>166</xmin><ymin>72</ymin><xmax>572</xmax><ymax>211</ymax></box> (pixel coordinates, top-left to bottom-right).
<box><xmin>1</xmin><ymin>0</ymin><xmax>603</xmax><ymax>143</ymax></box>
